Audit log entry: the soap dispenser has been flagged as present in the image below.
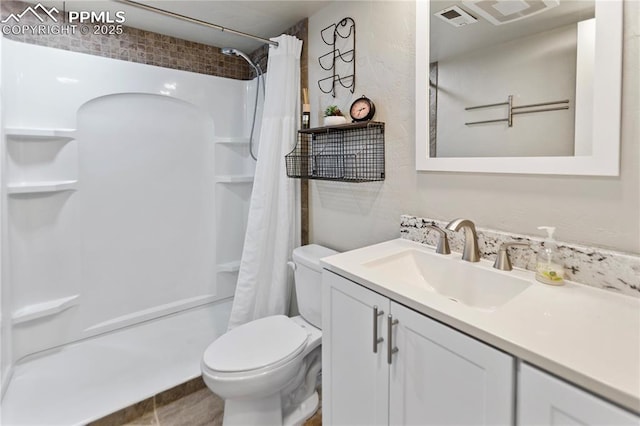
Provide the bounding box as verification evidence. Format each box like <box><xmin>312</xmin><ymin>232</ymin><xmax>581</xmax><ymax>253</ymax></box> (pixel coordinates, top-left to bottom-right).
<box><xmin>536</xmin><ymin>226</ymin><xmax>565</xmax><ymax>286</ymax></box>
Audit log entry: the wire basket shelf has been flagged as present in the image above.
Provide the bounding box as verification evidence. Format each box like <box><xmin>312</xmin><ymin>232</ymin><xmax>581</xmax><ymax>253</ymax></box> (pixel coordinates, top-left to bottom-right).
<box><xmin>286</xmin><ymin>121</ymin><xmax>385</xmax><ymax>182</ymax></box>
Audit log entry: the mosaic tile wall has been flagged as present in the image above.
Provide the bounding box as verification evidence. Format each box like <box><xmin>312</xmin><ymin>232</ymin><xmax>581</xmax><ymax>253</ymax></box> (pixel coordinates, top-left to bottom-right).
<box><xmin>401</xmin><ymin>215</ymin><xmax>640</xmax><ymax>298</ymax></box>
<box><xmin>1</xmin><ymin>1</ymin><xmax>310</xmax><ymax>80</ymax></box>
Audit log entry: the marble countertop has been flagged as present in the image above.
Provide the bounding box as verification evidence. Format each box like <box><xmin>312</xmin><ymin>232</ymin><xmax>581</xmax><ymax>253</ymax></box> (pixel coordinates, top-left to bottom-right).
<box><xmin>321</xmin><ymin>238</ymin><xmax>640</xmax><ymax>414</ymax></box>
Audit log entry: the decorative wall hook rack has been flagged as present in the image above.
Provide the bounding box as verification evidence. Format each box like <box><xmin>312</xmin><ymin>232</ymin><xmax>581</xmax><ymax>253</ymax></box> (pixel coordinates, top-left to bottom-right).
<box><xmin>318</xmin><ymin>17</ymin><xmax>356</xmax><ymax>97</ymax></box>
<box><xmin>465</xmin><ymin>95</ymin><xmax>569</xmax><ymax>126</ymax></box>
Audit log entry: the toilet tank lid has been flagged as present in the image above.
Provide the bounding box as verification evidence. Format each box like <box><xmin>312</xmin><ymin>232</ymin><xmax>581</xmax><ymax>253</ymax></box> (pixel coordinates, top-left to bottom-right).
<box><xmin>292</xmin><ymin>244</ymin><xmax>338</xmax><ymax>272</ymax></box>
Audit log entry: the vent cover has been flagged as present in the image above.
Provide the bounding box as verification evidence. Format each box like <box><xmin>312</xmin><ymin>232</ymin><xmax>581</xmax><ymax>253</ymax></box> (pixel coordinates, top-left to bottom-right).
<box><xmin>462</xmin><ymin>0</ymin><xmax>560</xmax><ymax>25</ymax></box>
<box><xmin>434</xmin><ymin>5</ymin><xmax>478</xmax><ymax>28</ymax></box>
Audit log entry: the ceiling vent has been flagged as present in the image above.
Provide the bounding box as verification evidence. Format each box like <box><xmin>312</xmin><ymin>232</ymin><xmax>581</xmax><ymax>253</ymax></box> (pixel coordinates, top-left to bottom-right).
<box><xmin>434</xmin><ymin>6</ymin><xmax>478</xmax><ymax>28</ymax></box>
<box><xmin>462</xmin><ymin>0</ymin><xmax>560</xmax><ymax>25</ymax></box>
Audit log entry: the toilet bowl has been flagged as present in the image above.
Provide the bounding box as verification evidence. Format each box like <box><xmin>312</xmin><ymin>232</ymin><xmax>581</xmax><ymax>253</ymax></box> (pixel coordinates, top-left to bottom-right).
<box><xmin>201</xmin><ymin>244</ymin><xmax>337</xmax><ymax>426</ymax></box>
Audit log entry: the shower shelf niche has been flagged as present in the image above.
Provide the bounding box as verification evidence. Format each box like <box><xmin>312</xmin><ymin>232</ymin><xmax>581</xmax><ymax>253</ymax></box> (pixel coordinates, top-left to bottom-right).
<box><xmin>213</xmin><ymin>137</ymin><xmax>250</xmax><ymax>145</ymax></box>
<box><xmin>8</xmin><ymin>180</ymin><xmax>78</xmax><ymax>194</ymax></box>
<box><xmin>217</xmin><ymin>260</ymin><xmax>241</xmax><ymax>273</ymax></box>
<box><xmin>12</xmin><ymin>294</ymin><xmax>80</xmax><ymax>325</ymax></box>
<box><xmin>286</xmin><ymin>121</ymin><xmax>385</xmax><ymax>182</ymax></box>
<box><xmin>215</xmin><ymin>175</ymin><xmax>254</xmax><ymax>184</ymax></box>
<box><xmin>5</xmin><ymin>128</ymin><xmax>77</xmax><ymax>140</ymax></box>
<box><xmin>214</xmin><ymin>130</ymin><xmax>254</xmax><ymax>297</ymax></box>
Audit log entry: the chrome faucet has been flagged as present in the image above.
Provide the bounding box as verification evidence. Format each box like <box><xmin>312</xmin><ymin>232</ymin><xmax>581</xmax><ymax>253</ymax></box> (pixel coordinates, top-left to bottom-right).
<box><xmin>445</xmin><ymin>218</ymin><xmax>480</xmax><ymax>262</ymax></box>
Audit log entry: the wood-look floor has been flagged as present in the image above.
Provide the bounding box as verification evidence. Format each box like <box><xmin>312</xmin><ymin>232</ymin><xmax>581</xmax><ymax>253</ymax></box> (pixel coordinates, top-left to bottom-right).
<box><xmin>90</xmin><ymin>378</ymin><xmax>322</xmax><ymax>426</ymax></box>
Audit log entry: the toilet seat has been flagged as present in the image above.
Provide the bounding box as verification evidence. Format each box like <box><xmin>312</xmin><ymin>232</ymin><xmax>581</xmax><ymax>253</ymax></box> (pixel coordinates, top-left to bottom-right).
<box><xmin>203</xmin><ymin>315</ymin><xmax>309</xmax><ymax>374</ymax></box>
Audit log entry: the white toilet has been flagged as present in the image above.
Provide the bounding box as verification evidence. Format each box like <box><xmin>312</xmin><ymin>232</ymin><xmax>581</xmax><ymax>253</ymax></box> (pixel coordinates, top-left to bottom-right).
<box><xmin>201</xmin><ymin>244</ymin><xmax>337</xmax><ymax>426</ymax></box>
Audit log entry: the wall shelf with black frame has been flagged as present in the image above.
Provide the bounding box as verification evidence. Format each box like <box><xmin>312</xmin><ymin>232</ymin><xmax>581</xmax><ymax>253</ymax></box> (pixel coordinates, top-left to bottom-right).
<box><xmin>285</xmin><ymin>121</ymin><xmax>385</xmax><ymax>183</ymax></box>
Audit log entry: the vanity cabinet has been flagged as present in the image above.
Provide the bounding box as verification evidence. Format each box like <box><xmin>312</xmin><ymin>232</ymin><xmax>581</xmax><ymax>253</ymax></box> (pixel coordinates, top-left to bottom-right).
<box><xmin>518</xmin><ymin>363</ymin><xmax>639</xmax><ymax>426</ymax></box>
<box><xmin>322</xmin><ymin>271</ymin><xmax>515</xmax><ymax>425</ymax></box>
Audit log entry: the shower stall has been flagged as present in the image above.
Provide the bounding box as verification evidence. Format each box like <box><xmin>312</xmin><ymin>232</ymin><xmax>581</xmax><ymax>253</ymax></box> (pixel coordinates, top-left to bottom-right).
<box><xmin>0</xmin><ymin>39</ymin><xmax>263</xmax><ymax>424</ymax></box>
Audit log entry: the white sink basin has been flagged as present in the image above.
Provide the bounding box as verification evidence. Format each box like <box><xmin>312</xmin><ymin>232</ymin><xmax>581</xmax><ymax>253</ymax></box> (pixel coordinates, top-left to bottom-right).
<box><xmin>363</xmin><ymin>249</ymin><xmax>531</xmax><ymax>311</ymax></box>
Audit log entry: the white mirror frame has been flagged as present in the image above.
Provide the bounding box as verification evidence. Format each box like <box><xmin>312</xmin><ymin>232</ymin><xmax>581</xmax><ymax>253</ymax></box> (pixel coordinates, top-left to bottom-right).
<box><xmin>415</xmin><ymin>0</ymin><xmax>622</xmax><ymax>176</ymax></box>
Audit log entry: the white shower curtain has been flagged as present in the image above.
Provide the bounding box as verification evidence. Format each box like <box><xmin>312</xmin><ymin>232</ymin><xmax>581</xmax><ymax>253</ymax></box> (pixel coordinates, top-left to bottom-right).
<box><xmin>227</xmin><ymin>35</ymin><xmax>302</xmax><ymax>329</ymax></box>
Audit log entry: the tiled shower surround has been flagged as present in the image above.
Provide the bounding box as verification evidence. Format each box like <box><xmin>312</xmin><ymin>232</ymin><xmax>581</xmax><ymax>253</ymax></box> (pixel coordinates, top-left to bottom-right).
<box><xmin>400</xmin><ymin>215</ymin><xmax>640</xmax><ymax>297</ymax></box>
<box><xmin>1</xmin><ymin>1</ymin><xmax>307</xmax><ymax>80</ymax></box>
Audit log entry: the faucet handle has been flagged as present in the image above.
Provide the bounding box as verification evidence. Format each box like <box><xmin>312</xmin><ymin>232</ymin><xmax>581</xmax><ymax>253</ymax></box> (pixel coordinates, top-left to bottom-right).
<box><xmin>425</xmin><ymin>225</ymin><xmax>451</xmax><ymax>255</ymax></box>
<box><xmin>493</xmin><ymin>241</ymin><xmax>530</xmax><ymax>271</ymax></box>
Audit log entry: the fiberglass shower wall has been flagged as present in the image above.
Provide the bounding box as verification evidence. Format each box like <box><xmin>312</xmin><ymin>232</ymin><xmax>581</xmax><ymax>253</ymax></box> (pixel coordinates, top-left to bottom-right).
<box><xmin>2</xmin><ymin>40</ymin><xmax>256</xmax><ymax>364</ymax></box>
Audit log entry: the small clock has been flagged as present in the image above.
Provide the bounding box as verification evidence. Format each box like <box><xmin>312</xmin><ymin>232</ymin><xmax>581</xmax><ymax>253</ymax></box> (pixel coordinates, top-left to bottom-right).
<box><xmin>349</xmin><ymin>95</ymin><xmax>376</xmax><ymax>122</ymax></box>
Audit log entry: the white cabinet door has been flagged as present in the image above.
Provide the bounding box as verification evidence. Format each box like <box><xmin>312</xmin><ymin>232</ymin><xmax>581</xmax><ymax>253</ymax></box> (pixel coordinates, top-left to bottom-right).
<box><xmin>518</xmin><ymin>363</ymin><xmax>639</xmax><ymax>426</ymax></box>
<box><xmin>322</xmin><ymin>271</ymin><xmax>390</xmax><ymax>425</ymax></box>
<box><xmin>389</xmin><ymin>301</ymin><xmax>515</xmax><ymax>426</ymax></box>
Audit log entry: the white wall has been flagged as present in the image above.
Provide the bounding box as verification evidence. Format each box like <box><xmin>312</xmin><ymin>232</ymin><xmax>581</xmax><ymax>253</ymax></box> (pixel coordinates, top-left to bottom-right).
<box><xmin>308</xmin><ymin>1</ymin><xmax>639</xmax><ymax>254</ymax></box>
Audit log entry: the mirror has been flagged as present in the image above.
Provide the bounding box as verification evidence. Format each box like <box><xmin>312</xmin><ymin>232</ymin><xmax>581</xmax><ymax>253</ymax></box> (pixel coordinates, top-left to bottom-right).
<box><xmin>415</xmin><ymin>0</ymin><xmax>622</xmax><ymax>175</ymax></box>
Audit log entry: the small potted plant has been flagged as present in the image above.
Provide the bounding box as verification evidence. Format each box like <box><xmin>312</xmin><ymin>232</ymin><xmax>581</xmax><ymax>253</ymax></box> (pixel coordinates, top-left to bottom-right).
<box><xmin>324</xmin><ymin>105</ymin><xmax>348</xmax><ymax>126</ymax></box>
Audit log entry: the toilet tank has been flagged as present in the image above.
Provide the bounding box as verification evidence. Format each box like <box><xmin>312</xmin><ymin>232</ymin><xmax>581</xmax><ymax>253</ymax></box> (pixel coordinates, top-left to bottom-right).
<box><xmin>292</xmin><ymin>244</ymin><xmax>338</xmax><ymax>329</ymax></box>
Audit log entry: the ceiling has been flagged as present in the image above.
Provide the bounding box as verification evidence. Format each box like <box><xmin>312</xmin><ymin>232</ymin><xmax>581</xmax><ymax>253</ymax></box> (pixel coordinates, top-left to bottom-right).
<box><xmin>33</xmin><ymin>0</ymin><xmax>331</xmax><ymax>52</ymax></box>
<box><xmin>430</xmin><ymin>0</ymin><xmax>595</xmax><ymax>61</ymax></box>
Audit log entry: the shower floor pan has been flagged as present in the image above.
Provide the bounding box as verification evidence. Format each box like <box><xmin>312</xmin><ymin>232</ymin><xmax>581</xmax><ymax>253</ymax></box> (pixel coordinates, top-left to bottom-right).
<box><xmin>2</xmin><ymin>299</ymin><xmax>232</xmax><ymax>426</ymax></box>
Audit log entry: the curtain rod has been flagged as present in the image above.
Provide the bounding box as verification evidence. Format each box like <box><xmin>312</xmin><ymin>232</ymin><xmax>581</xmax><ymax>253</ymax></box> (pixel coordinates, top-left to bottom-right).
<box><xmin>113</xmin><ymin>0</ymin><xmax>279</xmax><ymax>47</ymax></box>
